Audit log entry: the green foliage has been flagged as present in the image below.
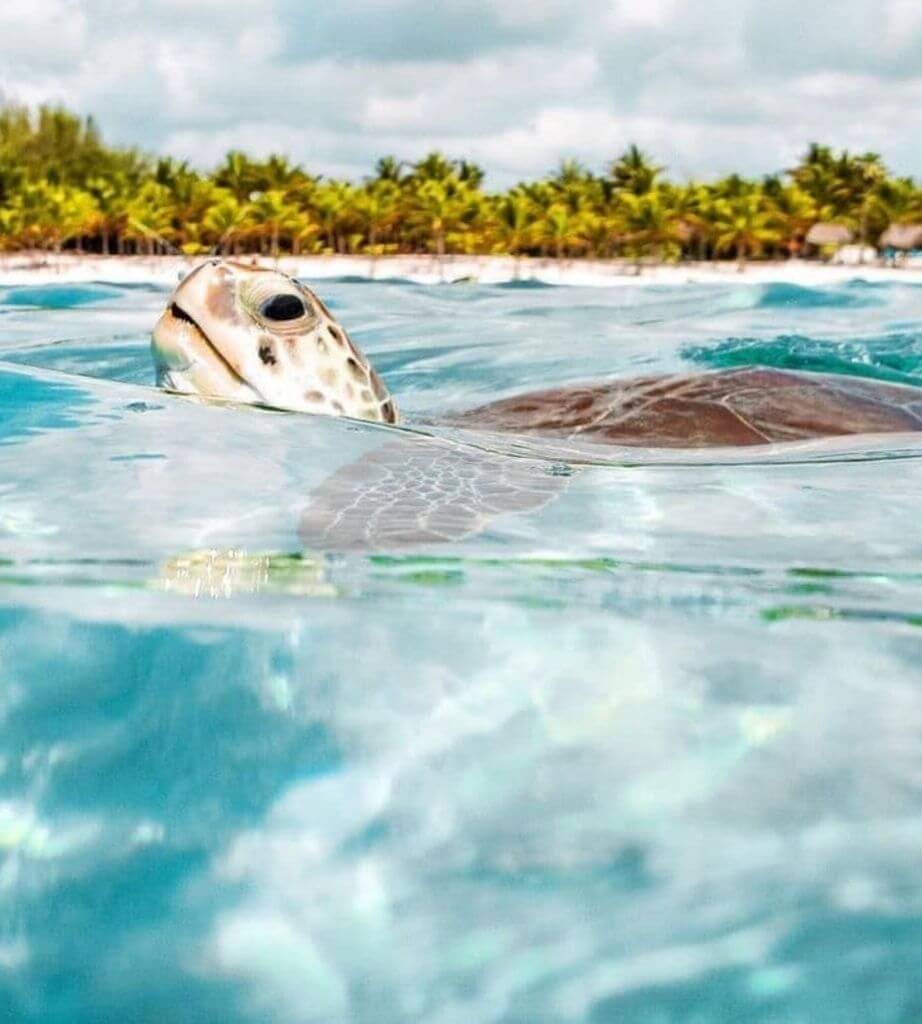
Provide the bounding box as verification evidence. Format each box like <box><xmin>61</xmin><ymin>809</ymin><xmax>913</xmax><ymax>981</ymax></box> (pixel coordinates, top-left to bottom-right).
<box><xmin>1</xmin><ymin>102</ymin><xmax>920</xmax><ymax>261</ymax></box>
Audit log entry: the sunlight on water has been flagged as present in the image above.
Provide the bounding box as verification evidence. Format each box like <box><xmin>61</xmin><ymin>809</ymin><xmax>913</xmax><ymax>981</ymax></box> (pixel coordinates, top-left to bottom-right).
<box><xmin>0</xmin><ymin>274</ymin><xmax>920</xmax><ymax>1022</ymax></box>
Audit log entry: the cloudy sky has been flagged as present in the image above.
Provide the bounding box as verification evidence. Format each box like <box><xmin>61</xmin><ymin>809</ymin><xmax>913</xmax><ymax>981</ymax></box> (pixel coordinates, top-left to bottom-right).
<box><xmin>1</xmin><ymin>0</ymin><xmax>921</xmax><ymax>186</ymax></box>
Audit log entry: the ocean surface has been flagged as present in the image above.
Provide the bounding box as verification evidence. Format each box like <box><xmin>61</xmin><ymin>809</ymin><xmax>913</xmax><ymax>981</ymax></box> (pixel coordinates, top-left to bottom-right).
<box><xmin>0</xmin><ymin>272</ymin><xmax>921</xmax><ymax>1023</ymax></box>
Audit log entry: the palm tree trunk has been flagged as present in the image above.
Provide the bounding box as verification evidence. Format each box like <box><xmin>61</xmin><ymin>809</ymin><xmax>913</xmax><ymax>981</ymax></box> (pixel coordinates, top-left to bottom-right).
<box><xmin>368</xmin><ymin>226</ymin><xmax>378</xmax><ymax>278</ymax></box>
<box><xmin>434</xmin><ymin>229</ymin><xmax>446</xmax><ymax>281</ymax></box>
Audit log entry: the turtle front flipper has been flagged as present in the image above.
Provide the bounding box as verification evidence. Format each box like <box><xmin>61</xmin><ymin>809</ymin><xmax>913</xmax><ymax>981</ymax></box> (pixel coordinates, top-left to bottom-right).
<box><xmin>299</xmin><ymin>433</ymin><xmax>570</xmax><ymax>552</ymax></box>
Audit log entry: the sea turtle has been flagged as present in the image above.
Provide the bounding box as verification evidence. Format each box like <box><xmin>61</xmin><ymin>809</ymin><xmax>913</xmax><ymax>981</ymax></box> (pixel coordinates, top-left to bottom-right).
<box><xmin>151</xmin><ymin>259</ymin><xmax>922</xmax><ymax>548</ymax></box>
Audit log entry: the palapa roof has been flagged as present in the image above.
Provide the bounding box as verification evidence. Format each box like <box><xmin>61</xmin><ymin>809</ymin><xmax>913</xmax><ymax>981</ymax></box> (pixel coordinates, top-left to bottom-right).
<box><xmin>805</xmin><ymin>223</ymin><xmax>853</xmax><ymax>246</ymax></box>
<box><xmin>878</xmin><ymin>224</ymin><xmax>922</xmax><ymax>250</ymax></box>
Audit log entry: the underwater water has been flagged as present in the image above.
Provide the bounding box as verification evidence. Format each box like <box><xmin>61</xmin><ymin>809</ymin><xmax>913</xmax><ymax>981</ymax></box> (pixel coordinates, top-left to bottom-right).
<box><xmin>0</xmin><ymin>272</ymin><xmax>921</xmax><ymax>1023</ymax></box>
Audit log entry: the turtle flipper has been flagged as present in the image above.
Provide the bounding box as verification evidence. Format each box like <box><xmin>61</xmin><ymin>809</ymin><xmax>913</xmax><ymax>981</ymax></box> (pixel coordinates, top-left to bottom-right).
<box><xmin>299</xmin><ymin>434</ymin><xmax>569</xmax><ymax>551</ymax></box>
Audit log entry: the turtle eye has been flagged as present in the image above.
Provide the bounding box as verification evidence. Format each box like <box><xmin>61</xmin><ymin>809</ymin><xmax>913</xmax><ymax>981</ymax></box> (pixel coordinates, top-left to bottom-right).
<box><xmin>260</xmin><ymin>293</ymin><xmax>307</xmax><ymax>321</ymax></box>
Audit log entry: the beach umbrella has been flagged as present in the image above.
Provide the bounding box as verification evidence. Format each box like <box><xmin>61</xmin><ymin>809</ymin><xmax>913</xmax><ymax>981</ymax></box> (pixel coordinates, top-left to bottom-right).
<box><xmin>804</xmin><ymin>223</ymin><xmax>854</xmax><ymax>247</ymax></box>
<box><xmin>878</xmin><ymin>224</ymin><xmax>922</xmax><ymax>251</ymax></box>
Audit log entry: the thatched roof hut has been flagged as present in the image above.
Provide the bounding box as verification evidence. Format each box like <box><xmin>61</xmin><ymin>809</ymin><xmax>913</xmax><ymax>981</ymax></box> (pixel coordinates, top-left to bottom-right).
<box><xmin>878</xmin><ymin>224</ymin><xmax>922</xmax><ymax>250</ymax></box>
<box><xmin>805</xmin><ymin>223</ymin><xmax>853</xmax><ymax>247</ymax></box>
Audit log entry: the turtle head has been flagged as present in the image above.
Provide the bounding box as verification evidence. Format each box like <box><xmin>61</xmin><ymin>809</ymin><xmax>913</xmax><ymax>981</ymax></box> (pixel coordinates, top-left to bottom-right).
<box><xmin>152</xmin><ymin>260</ymin><xmax>398</xmax><ymax>423</ymax></box>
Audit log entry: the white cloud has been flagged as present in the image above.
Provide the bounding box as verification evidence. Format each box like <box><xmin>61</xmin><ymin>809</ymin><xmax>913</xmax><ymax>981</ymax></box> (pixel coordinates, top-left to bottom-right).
<box><xmin>0</xmin><ymin>0</ymin><xmax>87</xmax><ymax>76</ymax></box>
<box><xmin>0</xmin><ymin>0</ymin><xmax>920</xmax><ymax>185</ymax></box>
<box><xmin>883</xmin><ymin>0</ymin><xmax>922</xmax><ymax>42</ymax></box>
<box><xmin>362</xmin><ymin>94</ymin><xmax>429</xmax><ymax>132</ymax></box>
<box><xmin>608</xmin><ymin>0</ymin><xmax>680</xmax><ymax>30</ymax></box>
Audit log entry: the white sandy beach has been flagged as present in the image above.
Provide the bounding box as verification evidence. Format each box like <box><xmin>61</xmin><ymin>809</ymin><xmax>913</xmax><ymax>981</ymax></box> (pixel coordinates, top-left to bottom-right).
<box><xmin>0</xmin><ymin>251</ymin><xmax>920</xmax><ymax>289</ymax></box>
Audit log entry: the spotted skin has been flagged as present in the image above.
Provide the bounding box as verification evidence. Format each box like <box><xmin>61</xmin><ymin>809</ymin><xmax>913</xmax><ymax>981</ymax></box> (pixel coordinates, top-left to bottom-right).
<box><xmin>152</xmin><ymin>260</ymin><xmax>397</xmax><ymax>423</ymax></box>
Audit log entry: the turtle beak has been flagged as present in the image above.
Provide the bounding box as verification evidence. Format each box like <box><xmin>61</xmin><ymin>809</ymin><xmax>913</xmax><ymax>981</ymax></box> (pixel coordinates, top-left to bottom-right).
<box><xmin>151</xmin><ymin>292</ymin><xmax>261</xmax><ymax>403</ymax></box>
<box><xmin>151</xmin><ymin>304</ymin><xmax>195</xmax><ymax>387</ymax></box>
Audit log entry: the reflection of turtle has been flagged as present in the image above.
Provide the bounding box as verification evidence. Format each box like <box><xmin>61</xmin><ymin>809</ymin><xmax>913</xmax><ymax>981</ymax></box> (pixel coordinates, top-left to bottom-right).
<box><xmin>152</xmin><ymin>260</ymin><xmax>922</xmax><ymax>548</ymax></box>
<box><xmin>157</xmin><ymin>550</ymin><xmax>336</xmax><ymax>598</ymax></box>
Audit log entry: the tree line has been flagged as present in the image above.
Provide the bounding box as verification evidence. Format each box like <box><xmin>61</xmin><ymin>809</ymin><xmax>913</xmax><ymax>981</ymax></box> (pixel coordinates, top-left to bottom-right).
<box><xmin>1</xmin><ymin>103</ymin><xmax>920</xmax><ymax>266</ymax></box>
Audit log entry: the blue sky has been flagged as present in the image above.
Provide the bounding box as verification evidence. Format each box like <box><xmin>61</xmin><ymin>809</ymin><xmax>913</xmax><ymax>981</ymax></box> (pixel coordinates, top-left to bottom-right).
<box><xmin>1</xmin><ymin>0</ymin><xmax>920</xmax><ymax>186</ymax></box>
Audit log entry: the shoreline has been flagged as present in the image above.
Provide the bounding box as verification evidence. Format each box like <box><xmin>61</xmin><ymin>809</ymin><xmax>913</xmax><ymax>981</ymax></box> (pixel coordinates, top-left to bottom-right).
<box><xmin>1</xmin><ymin>252</ymin><xmax>921</xmax><ymax>288</ymax></box>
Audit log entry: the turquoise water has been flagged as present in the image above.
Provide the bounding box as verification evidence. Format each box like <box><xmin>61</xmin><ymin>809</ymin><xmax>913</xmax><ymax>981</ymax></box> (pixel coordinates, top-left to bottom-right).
<box><xmin>0</xmin><ymin>274</ymin><xmax>921</xmax><ymax>1023</ymax></box>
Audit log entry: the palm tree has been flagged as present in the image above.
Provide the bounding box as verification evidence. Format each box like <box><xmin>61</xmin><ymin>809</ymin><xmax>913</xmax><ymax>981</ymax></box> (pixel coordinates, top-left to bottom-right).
<box><xmin>617</xmin><ymin>190</ymin><xmax>681</xmax><ymax>270</ymax></box>
<box><xmin>202</xmin><ymin>193</ymin><xmax>251</xmax><ymax>255</ymax></box>
<box><xmin>374</xmin><ymin>156</ymin><xmax>405</xmax><ymax>183</ymax></box>
<box><xmin>457</xmin><ymin>159</ymin><xmax>486</xmax><ymax>189</ymax></box>
<box><xmin>610</xmin><ymin>145</ymin><xmax>663</xmax><ymax>196</ymax></box>
<box><xmin>763</xmin><ymin>182</ymin><xmax>817</xmax><ymax>257</ymax></box>
<box><xmin>712</xmin><ymin>193</ymin><xmax>780</xmax><ymax>270</ymax></box>
<box><xmin>247</xmin><ymin>189</ymin><xmax>302</xmax><ymax>258</ymax></box>
<box><xmin>491</xmin><ymin>189</ymin><xmax>537</xmax><ymax>275</ymax></box>
<box><xmin>84</xmin><ymin>174</ymin><xmax>133</xmax><ymax>253</ymax></box>
<box><xmin>262</xmin><ymin>154</ymin><xmax>299</xmax><ymax>191</ymax></box>
<box><xmin>214</xmin><ymin>151</ymin><xmax>303</xmax><ymax>201</ymax></box>
<box><xmin>666</xmin><ymin>182</ymin><xmax>712</xmax><ymax>261</ymax></box>
<box><xmin>534</xmin><ymin>203</ymin><xmax>588</xmax><ymax>263</ymax></box>
<box><xmin>5</xmin><ymin>97</ymin><xmax>922</xmax><ymax>267</ymax></box>
<box><xmin>353</xmin><ymin>180</ymin><xmax>400</xmax><ymax>272</ymax></box>
<box><xmin>580</xmin><ymin>211</ymin><xmax>617</xmax><ymax>261</ymax></box>
<box><xmin>404</xmin><ymin>177</ymin><xmax>480</xmax><ymax>274</ymax></box>
<box><xmin>311</xmin><ymin>181</ymin><xmax>359</xmax><ymax>254</ymax></box>
<box><xmin>410</xmin><ymin>152</ymin><xmax>457</xmax><ymax>184</ymax></box>
<box><xmin>789</xmin><ymin>144</ymin><xmax>851</xmax><ymax>217</ymax></box>
<box><xmin>7</xmin><ymin>181</ymin><xmax>99</xmax><ymax>251</ymax></box>
<box><xmin>548</xmin><ymin>159</ymin><xmax>604</xmax><ymax>216</ymax></box>
<box><xmin>291</xmin><ymin>218</ymin><xmax>321</xmax><ymax>256</ymax></box>
<box><xmin>213</xmin><ymin>150</ymin><xmax>258</xmax><ymax>202</ymax></box>
<box><xmin>852</xmin><ymin>155</ymin><xmax>887</xmax><ymax>255</ymax></box>
<box><xmin>875</xmin><ymin>176</ymin><xmax>922</xmax><ymax>226</ymax></box>
<box><xmin>123</xmin><ymin>181</ymin><xmax>175</xmax><ymax>254</ymax></box>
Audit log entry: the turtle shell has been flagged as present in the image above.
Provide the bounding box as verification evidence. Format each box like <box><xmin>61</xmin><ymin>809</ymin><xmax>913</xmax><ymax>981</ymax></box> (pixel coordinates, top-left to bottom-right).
<box><xmin>451</xmin><ymin>368</ymin><xmax>922</xmax><ymax>447</ymax></box>
<box><xmin>298</xmin><ymin>367</ymin><xmax>922</xmax><ymax>551</ymax></box>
